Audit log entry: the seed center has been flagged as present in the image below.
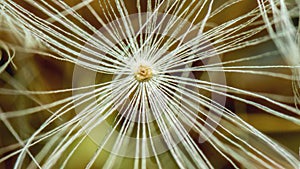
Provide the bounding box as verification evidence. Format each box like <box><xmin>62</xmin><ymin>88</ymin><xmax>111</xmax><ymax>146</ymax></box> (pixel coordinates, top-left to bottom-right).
<box><xmin>135</xmin><ymin>65</ymin><xmax>153</xmax><ymax>82</ymax></box>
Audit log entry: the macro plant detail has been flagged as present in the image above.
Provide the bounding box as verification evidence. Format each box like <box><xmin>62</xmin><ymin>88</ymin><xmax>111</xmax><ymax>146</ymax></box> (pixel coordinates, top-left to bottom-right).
<box><xmin>0</xmin><ymin>0</ymin><xmax>299</xmax><ymax>169</ymax></box>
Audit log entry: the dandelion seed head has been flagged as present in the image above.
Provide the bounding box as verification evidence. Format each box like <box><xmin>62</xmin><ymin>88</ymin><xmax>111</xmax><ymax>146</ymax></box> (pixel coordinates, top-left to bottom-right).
<box><xmin>134</xmin><ymin>64</ymin><xmax>153</xmax><ymax>82</ymax></box>
<box><xmin>130</xmin><ymin>56</ymin><xmax>155</xmax><ymax>82</ymax></box>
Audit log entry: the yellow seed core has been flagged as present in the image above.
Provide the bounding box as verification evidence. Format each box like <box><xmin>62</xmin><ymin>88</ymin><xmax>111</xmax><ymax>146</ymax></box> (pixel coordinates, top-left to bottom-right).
<box><xmin>135</xmin><ymin>65</ymin><xmax>153</xmax><ymax>82</ymax></box>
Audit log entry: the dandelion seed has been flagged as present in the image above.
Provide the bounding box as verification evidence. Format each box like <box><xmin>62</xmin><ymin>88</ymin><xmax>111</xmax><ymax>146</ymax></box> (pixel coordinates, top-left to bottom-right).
<box><xmin>0</xmin><ymin>0</ymin><xmax>299</xmax><ymax>169</ymax></box>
